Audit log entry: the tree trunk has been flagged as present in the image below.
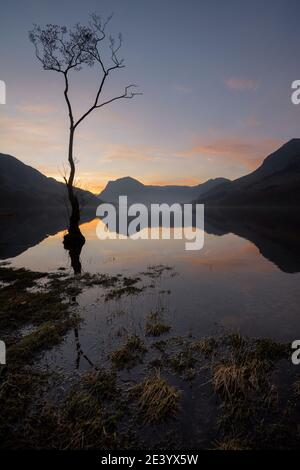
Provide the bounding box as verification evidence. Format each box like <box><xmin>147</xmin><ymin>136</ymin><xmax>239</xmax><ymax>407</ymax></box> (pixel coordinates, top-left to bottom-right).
<box><xmin>67</xmin><ymin>127</ymin><xmax>81</xmax><ymax>233</ymax></box>
<box><xmin>63</xmin><ymin>126</ymin><xmax>85</xmax><ymax>274</ymax></box>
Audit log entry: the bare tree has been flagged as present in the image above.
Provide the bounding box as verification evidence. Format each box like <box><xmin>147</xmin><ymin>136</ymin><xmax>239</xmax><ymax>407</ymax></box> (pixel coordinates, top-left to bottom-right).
<box><xmin>29</xmin><ymin>14</ymin><xmax>141</xmax><ymax>236</ymax></box>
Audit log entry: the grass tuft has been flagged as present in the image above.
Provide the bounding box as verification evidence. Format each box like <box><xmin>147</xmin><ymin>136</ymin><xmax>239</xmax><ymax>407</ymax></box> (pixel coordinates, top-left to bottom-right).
<box><xmin>145</xmin><ymin>311</ymin><xmax>171</xmax><ymax>337</ymax></box>
<box><xmin>130</xmin><ymin>374</ymin><xmax>181</xmax><ymax>423</ymax></box>
<box><xmin>109</xmin><ymin>335</ymin><xmax>147</xmax><ymax>369</ymax></box>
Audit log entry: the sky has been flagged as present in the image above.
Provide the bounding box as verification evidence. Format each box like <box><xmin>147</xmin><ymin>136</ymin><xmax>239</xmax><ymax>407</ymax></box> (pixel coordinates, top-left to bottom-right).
<box><xmin>0</xmin><ymin>0</ymin><xmax>300</xmax><ymax>193</ymax></box>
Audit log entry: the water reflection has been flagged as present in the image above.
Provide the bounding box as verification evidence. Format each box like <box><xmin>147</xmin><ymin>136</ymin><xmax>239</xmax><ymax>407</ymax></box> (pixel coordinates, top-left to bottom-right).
<box><xmin>3</xmin><ymin>208</ymin><xmax>300</xmax><ymax>344</ymax></box>
<box><xmin>0</xmin><ymin>209</ymin><xmax>94</xmax><ymax>261</ymax></box>
<box><xmin>1</xmin><ymin>207</ymin><xmax>300</xmax><ymax>274</ymax></box>
<box><xmin>205</xmin><ymin>207</ymin><xmax>300</xmax><ymax>273</ymax></box>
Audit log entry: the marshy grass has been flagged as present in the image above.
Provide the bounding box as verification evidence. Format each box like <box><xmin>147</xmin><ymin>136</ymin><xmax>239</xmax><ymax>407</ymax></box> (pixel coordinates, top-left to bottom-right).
<box><xmin>169</xmin><ymin>345</ymin><xmax>197</xmax><ymax>373</ymax></box>
<box><xmin>140</xmin><ymin>264</ymin><xmax>174</xmax><ymax>279</ymax></box>
<box><xmin>212</xmin><ymin>332</ymin><xmax>288</xmax><ymax>402</ymax></box>
<box><xmin>212</xmin><ymin>355</ymin><xmax>267</xmax><ymax>401</ymax></box>
<box><xmin>130</xmin><ymin>373</ymin><xmax>181</xmax><ymax>423</ymax></box>
<box><xmin>191</xmin><ymin>337</ymin><xmax>218</xmax><ymax>356</ymax></box>
<box><xmin>8</xmin><ymin>317</ymin><xmax>79</xmax><ymax>366</ymax></box>
<box><xmin>83</xmin><ymin>369</ymin><xmax>118</xmax><ymax>401</ymax></box>
<box><xmin>293</xmin><ymin>380</ymin><xmax>300</xmax><ymax>396</ymax></box>
<box><xmin>145</xmin><ymin>311</ymin><xmax>171</xmax><ymax>337</ymax></box>
<box><xmin>0</xmin><ymin>266</ymin><xmax>47</xmax><ymax>289</ymax></box>
<box><xmin>109</xmin><ymin>335</ymin><xmax>147</xmax><ymax>369</ymax></box>
<box><xmin>1</xmin><ymin>264</ymin><xmax>299</xmax><ymax>450</ymax></box>
<box><xmin>104</xmin><ymin>276</ymin><xmax>144</xmax><ymax>301</ymax></box>
<box><xmin>254</xmin><ymin>337</ymin><xmax>289</xmax><ymax>361</ymax></box>
<box><xmin>0</xmin><ymin>281</ymin><xmax>70</xmax><ymax>330</ymax></box>
<box><xmin>214</xmin><ymin>436</ymin><xmax>250</xmax><ymax>450</ymax></box>
<box><xmin>14</xmin><ymin>393</ymin><xmax>123</xmax><ymax>450</ymax></box>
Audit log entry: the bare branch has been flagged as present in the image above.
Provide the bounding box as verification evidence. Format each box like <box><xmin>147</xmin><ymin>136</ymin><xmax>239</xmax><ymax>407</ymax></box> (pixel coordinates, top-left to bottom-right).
<box><xmin>96</xmin><ymin>85</ymin><xmax>142</xmax><ymax>108</ymax></box>
<box><xmin>29</xmin><ymin>12</ymin><xmax>142</xmax><ymax>200</ymax></box>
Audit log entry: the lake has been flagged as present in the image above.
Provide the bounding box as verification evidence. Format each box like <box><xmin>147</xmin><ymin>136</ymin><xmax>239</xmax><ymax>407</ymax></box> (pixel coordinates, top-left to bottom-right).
<box><xmin>4</xmin><ymin>215</ymin><xmax>300</xmax><ymax>366</ymax></box>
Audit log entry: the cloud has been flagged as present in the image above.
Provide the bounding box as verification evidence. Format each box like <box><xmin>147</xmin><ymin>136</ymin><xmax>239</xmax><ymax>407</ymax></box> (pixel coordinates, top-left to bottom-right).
<box><xmin>176</xmin><ymin>137</ymin><xmax>282</xmax><ymax>170</ymax></box>
<box><xmin>174</xmin><ymin>84</ymin><xmax>193</xmax><ymax>94</ymax></box>
<box><xmin>16</xmin><ymin>103</ymin><xmax>55</xmax><ymax>114</ymax></box>
<box><xmin>150</xmin><ymin>177</ymin><xmax>200</xmax><ymax>186</ymax></box>
<box><xmin>102</xmin><ymin>144</ymin><xmax>169</xmax><ymax>162</ymax></box>
<box><xmin>243</xmin><ymin>116</ymin><xmax>260</xmax><ymax>127</ymax></box>
<box><xmin>224</xmin><ymin>77</ymin><xmax>259</xmax><ymax>91</ymax></box>
<box><xmin>0</xmin><ymin>113</ymin><xmax>66</xmax><ymax>161</ymax></box>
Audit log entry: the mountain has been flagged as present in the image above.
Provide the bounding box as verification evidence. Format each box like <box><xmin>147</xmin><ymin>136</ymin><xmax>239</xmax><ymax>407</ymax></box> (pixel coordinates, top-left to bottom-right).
<box><xmin>99</xmin><ymin>176</ymin><xmax>229</xmax><ymax>204</ymax></box>
<box><xmin>0</xmin><ymin>153</ymin><xmax>99</xmax><ymax>214</ymax></box>
<box><xmin>197</xmin><ymin>139</ymin><xmax>300</xmax><ymax>207</ymax></box>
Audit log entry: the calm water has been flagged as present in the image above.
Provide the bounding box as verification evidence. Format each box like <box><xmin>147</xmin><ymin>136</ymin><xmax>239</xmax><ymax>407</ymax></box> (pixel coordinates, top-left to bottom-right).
<box><xmin>3</xmin><ymin>216</ymin><xmax>300</xmax><ymax>375</ymax></box>
<box><xmin>2</xmin><ymin>212</ymin><xmax>300</xmax><ymax>448</ymax></box>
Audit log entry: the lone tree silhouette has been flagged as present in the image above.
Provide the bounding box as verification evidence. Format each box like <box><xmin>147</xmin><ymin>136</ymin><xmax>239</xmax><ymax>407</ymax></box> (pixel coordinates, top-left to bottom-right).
<box><xmin>29</xmin><ymin>13</ymin><xmax>141</xmax><ymax>241</ymax></box>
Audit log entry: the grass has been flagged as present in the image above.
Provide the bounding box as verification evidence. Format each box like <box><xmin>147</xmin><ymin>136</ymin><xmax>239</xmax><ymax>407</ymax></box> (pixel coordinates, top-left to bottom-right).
<box><xmin>0</xmin><ymin>289</ymin><xmax>70</xmax><ymax>330</ymax></box>
<box><xmin>12</xmin><ymin>392</ymin><xmax>124</xmax><ymax>449</ymax></box>
<box><xmin>213</xmin><ymin>362</ymin><xmax>250</xmax><ymax>400</ymax></box>
<box><xmin>254</xmin><ymin>338</ymin><xmax>289</xmax><ymax>361</ymax></box>
<box><xmin>83</xmin><ymin>369</ymin><xmax>118</xmax><ymax>401</ymax></box>
<box><xmin>109</xmin><ymin>335</ymin><xmax>147</xmax><ymax>369</ymax></box>
<box><xmin>293</xmin><ymin>380</ymin><xmax>300</xmax><ymax>396</ymax></box>
<box><xmin>145</xmin><ymin>311</ymin><xmax>171</xmax><ymax>337</ymax></box>
<box><xmin>214</xmin><ymin>437</ymin><xmax>250</xmax><ymax>450</ymax></box>
<box><xmin>0</xmin><ymin>266</ymin><xmax>47</xmax><ymax>288</ymax></box>
<box><xmin>212</xmin><ymin>350</ymin><xmax>269</xmax><ymax>401</ymax></box>
<box><xmin>169</xmin><ymin>344</ymin><xmax>197</xmax><ymax>374</ymax></box>
<box><xmin>191</xmin><ymin>337</ymin><xmax>218</xmax><ymax>356</ymax></box>
<box><xmin>1</xmin><ymin>263</ymin><xmax>300</xmax><ymax>450</ymax></box>
<box><xmin>8</xmin><ymin>318</ymin><xmax>79</xmax><ymax>366</ymax></box>
<box><xmin>140</xmin><ymin>264</ymin><xmax>174</xmax><ymax>279</ymax></box>
<box><xmin>104</xmin><ymin>276</ymin><xmax>145</xmax><ymax>301</ymax></box>
<box><xmin>0</xmin><ymin>369</ymin><xmax>49</xmax><ymax>443</ymax></box>
<box><xmin>130</xmin><ymin>374</ymin><xmax>181</xmax><ymax>424</ymax></box>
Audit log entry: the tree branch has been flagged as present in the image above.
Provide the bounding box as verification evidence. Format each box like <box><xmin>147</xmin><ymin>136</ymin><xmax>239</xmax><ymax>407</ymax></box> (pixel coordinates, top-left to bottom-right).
<box><xmin>96</xmin><ymin>85</ymin><xmax>142</xmax><ymax>108</ymax></box>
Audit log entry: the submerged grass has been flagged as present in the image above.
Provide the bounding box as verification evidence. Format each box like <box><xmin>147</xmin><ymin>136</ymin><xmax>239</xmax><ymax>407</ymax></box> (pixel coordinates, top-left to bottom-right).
<box><xmin>130</xmin><ymin>374</ymin><xmax>181</xmax><ymax>424</ymax></box>
<box><xmin>191</xmin><ymin>337</ymin><xmax>218</xmax><ymax>356</ymax></box>
<box><xmin>83</xmin><ymin>369</ymin><xmax>118</xmax><ymax>401</ymax></box>
<box><xmin>8</xmin><ymin>317</ymin><xmax>79</xmax><ymax>366</ymax></box>
<box><xmin>1</xmin><ymin>264</ymin><xmax>300</xmax><ymax>450</ymax></box>
<box><xmin>145</xmin><ymin>311</ymin><xmax>171</xmax><ymax>337</ymax></box>
<box><xmin>214</xmin><ymin>437</ymin><xmax>250</xmax><ymax>450</ymax></box>
<box><xmin>109</xmin><ymin>335</ymin><xmax>147</xmax><ymax>369</ymax></box>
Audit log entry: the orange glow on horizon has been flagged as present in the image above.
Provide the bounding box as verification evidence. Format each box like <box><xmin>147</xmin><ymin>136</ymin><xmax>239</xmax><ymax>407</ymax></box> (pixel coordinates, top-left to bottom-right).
<box><xmin>42</xmin><ymin>171</ymin><xmax>206</xmax><ymax>194</ymax></box>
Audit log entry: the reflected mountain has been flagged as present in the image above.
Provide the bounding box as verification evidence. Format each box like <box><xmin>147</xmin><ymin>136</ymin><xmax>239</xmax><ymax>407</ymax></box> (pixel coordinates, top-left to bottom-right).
<box><xmin>101</xmin><ymin>205</ymin><xmax>300</xmax><ymax>273</ymax></box>
<box><xmin>205</xmin><ymin>208</ymin><xmax>300</xmax><ymax>273</ymax></box>
<box><xmin>1</xmin><ymin>206</ymin><xmax>300</xmax><ymax>273</ymax></box>
<box><xmin>0</xmin><ymin>208</ymin><xmax>95</xmax><ymax>260</ymax></box>
<box><xmin>2</xmin><ymin>141</ymin><xmax>300</xmax><ymax>273</ymax></box>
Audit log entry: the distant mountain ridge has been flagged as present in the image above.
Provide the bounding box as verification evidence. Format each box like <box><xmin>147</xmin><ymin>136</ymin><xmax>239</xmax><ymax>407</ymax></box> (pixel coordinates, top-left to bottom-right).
<box><xmin>2</xmin><ymin>138</ymin><xmax>300</xmax><ymax>214</ymax></box>
<box><xmin>99</xmin><ymin>176</ymin><xmax>229</xmax><ymax>204</ymax></box>
<box><xmin>0</xmin><ymin>153</ymin><xmax>99</xmax><ymax>213</ymax></box>
<box><xmin>197</xmin><ymin>139</ymin><xmax>300</xmax><ymax>207</ymax></box>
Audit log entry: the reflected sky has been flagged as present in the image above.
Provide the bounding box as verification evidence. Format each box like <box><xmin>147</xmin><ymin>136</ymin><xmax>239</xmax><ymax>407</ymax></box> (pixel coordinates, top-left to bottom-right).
<box><xmin>10</xmin><ymin>218</ymin><xmax>300</xmax><ymax>356</ymax></box>
<box><xmin>8</xmin><ymin>217</ymin><xmax>275</xmax><ymax>274</ymax></box>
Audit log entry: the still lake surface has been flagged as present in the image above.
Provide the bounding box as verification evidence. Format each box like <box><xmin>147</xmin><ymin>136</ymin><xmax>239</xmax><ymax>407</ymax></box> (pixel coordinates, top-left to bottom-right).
<box><xmin>2</xmin><ymin>215</ymin><xmax>300</xmax><ymax>378</ymax></box>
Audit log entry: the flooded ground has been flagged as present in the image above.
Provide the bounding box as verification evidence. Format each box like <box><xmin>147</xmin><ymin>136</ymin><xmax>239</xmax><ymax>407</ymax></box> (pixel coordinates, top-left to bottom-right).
<box><xmin>1</xmin><ymin>216</ymin><xmax>300</xmax><ymax>449</ymax></box>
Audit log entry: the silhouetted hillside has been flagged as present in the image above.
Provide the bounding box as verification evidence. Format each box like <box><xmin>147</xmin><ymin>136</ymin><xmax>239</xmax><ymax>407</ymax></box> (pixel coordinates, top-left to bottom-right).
<box><xmin>99</xmin><ymin>176</ymin><xmax>229</xmax><ymax>204</ymax></box>
<box><xmin>197</xmin><ymin>139</ymin><xmax>300</xmax><ymax>206</ymax></box>
<box><xmin>0</xmin><ymin>153</ymin><xmax>99</xmax><ymax>213</ymax></box>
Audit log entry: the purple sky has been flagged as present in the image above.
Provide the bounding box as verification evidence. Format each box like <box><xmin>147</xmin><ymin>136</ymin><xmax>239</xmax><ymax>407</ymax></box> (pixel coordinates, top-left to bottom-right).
<box><xmin>0</xmin><ymin>0</ymin><xmax>300</xmax><ymax>192</ymax></box>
